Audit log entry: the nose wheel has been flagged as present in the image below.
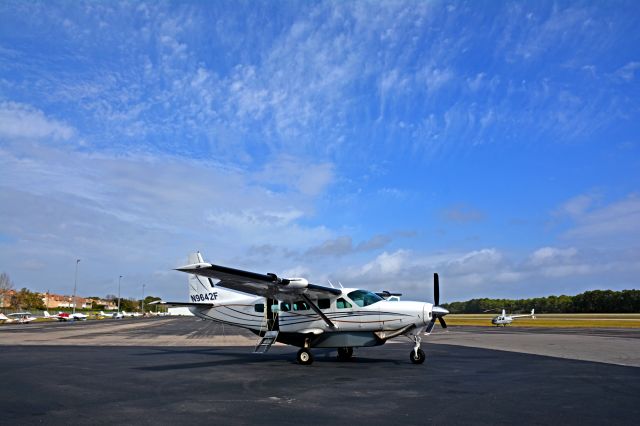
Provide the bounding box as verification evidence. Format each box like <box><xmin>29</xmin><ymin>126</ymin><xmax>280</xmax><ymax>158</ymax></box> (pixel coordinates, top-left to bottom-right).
<box><xmin>409</xmin><ymin>335</ymin><xmax>426</xmax><ymax>364</ymax></box>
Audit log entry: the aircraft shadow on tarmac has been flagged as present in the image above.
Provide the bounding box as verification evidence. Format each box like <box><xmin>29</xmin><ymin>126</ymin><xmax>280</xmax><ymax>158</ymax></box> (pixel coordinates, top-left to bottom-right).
<box><xmin>133</xmin><ymin>347</ymin><xmax>404</xmax><ymax>371</ymax></box>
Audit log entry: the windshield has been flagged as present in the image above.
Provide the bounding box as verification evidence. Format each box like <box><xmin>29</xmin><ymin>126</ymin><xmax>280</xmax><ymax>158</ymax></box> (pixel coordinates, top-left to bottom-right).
<box><xmin>347</xmin><ymin>290</ymin><xmax>383</xmax><ymax>307</ymax></box>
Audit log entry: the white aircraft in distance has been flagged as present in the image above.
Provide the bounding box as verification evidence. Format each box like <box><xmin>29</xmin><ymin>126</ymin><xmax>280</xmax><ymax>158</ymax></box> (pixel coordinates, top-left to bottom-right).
<box><xmin>7</xmin><ymin>312</ymin><xmax>38</xmax><ymax>324</ymax></box>
<box><xmin>122</xmin><ymin>311</ymin><xmax>142</xmax><ymax>317</ymax></box>
<box><xmin>152</xmin><ymin>252</ymin><xmax>450</xmax><ymax>365</ymax></box>
<box><xmin>44</xmin><ymin>311</ymin><xmax>88</xmax><ymax>321</ymax></box>
<box><xmin>0</xmin><ymin>312</ymin><xmax>10</xmax><ymax>323</ymax></box>
<box><xmin>491</xmin><ymin>309</ymin><xmax>536</xmax><ymax>327</ymax></box>
<box><xmin>100</xmin><ymin>311</ymin><xmax>124</xmax><ymax>319</ymax></box>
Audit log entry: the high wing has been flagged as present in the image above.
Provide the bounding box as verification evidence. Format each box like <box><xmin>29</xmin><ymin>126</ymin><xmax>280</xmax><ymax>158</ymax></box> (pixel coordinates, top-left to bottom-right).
<box><xmin>175</xmin><ymin>261</ymin><xmax>342</xmax><ymax>301</ymax></box>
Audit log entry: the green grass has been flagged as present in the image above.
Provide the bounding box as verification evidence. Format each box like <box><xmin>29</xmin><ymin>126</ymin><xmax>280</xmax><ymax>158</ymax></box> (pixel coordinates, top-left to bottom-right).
<box><xmin>447</xmin><ymin>313</ymin><xmax>640</xmax><ymax>328</ymax></box>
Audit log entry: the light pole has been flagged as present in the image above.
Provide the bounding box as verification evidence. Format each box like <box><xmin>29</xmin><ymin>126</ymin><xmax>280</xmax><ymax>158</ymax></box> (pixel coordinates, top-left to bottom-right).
<box><xmin>118</xmin><ymin>275</ymin><xmax>123</xmax><ymax>313</ymax></box>
<box><xmin>141</xmin><ymin>283</ymin><xmax>146</xmax><ymax>314</ymax></box>
<box><xmin>72</xmin><ymin>259</ymin><xmax>81</xmax><ymax>315</ymax></box>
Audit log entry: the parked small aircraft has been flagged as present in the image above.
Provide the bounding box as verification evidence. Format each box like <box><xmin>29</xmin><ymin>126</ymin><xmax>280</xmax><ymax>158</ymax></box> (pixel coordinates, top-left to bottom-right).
<box><xmin>153</xmin><ymin>252</ymin><xmax>449</xmax><ymax>365</ymax></box>
<box><xmin>491</xmin><ymin>309</ymin><xmax>535</xmax><ymax>326</ymax></box>
<box><xmin>7</xmin><ymin>312</ymin><xmax>38</xmax><ymax>324</ymax></box>
<box><xmin>44</xmin><ymin>311</ymin><xmax>88</xmax><ymax>321</ymax></box>
<box><xmin>100</xmin><ymin>311</ymin><xmax>124</xmax><ymax>319</ymax></box>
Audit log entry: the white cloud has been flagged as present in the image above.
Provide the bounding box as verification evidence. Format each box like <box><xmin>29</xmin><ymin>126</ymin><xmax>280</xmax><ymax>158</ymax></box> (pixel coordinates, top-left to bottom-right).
<box><xmin>305</xmin><ymin>234</ymin><xmax>395</xmax><ymax>258</ymax></box>
<box><xmin>615</xmin><ymin>61</ymin><xmax>640</xmax><ymax>81</ymax></box>
<box><xmin>555</xmin><ymin>193</ymin><xmax>597</xmax><ymax>218</ymax></box>
<box><xmin>441</xmin><ymin>204</ymin><xmax>485</xmax><ymax>223</ymax></box>
<box><xmin>359</xmin><ymin>250</ymin><xmax>409</xmax><ymax>276</ymax></box>
<box><xmin>0</xmin><ymin>102</ymin><xmax>75</xmax><ymax>141</ymax></box>
<box><xmin>559</xmin><ymin>194</ymin><xmax>640</xmax><ymax>243</ymax></box>
<box><xmin>529</xmin><ymin>247</ymin><xmax>578</xmax><ymax>265</ymax></box>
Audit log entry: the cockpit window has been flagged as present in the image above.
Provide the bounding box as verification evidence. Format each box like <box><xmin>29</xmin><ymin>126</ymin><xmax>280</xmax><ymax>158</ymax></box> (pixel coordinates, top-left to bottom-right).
<box><xmin>347</xmin><ymin>290</ymin><xmax>383</xmax><ymax>307</ymax></box>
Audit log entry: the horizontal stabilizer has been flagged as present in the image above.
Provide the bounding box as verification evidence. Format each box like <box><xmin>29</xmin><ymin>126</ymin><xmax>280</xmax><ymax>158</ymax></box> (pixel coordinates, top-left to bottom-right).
<box><xmin>148</xmin><ymin>300</ymin><xmax>214</xmax><ymax>308</ymax></box>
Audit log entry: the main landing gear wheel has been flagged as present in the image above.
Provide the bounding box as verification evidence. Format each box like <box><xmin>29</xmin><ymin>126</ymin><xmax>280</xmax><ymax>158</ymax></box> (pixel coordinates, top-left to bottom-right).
<box><xmin>297</xmin><ymin>348</ymin><xmax>314</xmax><ymax>365</ymax></box>
<box><xmin>409</xmin><ymin>348</ymin><xmax>426</xmax><ymax>364</ymax></box>
<box><xmin>337</xmin><ymin>347</ymin><xmax>354</xmax><ymax>361</ymax></box>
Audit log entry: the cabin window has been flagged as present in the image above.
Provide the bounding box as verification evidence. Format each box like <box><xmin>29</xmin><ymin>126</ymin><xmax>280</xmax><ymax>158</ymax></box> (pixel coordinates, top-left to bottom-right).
<box><xmin>318</xmin><ymin>298</ymin><xmax>330</xmax><ymax>310</ymax></box>
<box><xmin>336</xmin><ymin>298</ymin><xmax>352</xmax><ymax>309</ymax></box>
<box><xmin>280</xmin><ymin>302</ymin><xmax>291</xmax><ymax>312</ymax></box>
<box><xmin>293</xmin><ymin>301</ymin><xmax>310</xmax><ymax>311</ymax></box>
<box><xmin>254</xmin><ymin>303</ymin><xmax>264</xmax><ymax>313</ymax></box>
<box><xmin>347</xmin><ymin>290</ymin><xmax>383</xmax><ymax>307</ymax></box>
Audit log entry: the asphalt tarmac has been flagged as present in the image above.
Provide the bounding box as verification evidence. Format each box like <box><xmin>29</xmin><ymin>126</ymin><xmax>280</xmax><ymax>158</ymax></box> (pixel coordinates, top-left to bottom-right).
<box><xmin>1</xmin><ymin>318</ymin><xmax>639</xmax><ymax>425</ymax></box>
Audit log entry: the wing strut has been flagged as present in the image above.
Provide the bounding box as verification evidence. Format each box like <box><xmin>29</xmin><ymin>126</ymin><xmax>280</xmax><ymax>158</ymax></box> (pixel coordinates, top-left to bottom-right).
<box><xmin>301</xmin><ymin>294</ymin><xmax>335</xmax><ymax>329</ymax></box>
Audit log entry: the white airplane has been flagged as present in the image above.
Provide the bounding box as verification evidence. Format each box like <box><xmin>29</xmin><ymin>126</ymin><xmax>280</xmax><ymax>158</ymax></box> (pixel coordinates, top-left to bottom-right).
<box><xmin>99</xmin><ymin>311</ymin><xmax>124</xmax><ymax>319</ymax></box>
<box><xmin>153</xmin><ymin>252</ymin><xmax>449</xmax><ymax>365</ymax></box>
<box><xmin>44</xmin><ymin>311</ymin><xmax>88</xmax><ymax>321</ymax></box>
<box><xmin>122</xmin><ymin>311</ymin><xmax>142</xmax><ymax>317</ymax></box>
<box><xmin>7</xmin><ymin>312</ymin><xmax>38</xmax><ymax>324</ymax></box>
<box><xmin>491</xmin><ymin>309</ymin><xmax>535</xmax><ymax>326</ymax></box>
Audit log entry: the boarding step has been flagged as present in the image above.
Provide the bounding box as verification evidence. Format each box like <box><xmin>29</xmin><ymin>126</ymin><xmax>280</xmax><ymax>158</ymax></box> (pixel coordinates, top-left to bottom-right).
<box><xmin>254</xmin><ymin>330</ymin><xmax>279</xmax><ymax>353</ymax></box>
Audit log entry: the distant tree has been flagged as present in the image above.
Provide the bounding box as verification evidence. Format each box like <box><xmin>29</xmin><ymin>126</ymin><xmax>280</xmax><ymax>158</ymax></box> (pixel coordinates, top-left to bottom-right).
<box><xmin>11</xmin><ymin>288</ymin><xmax>46</xmax><ymax>310</ymax></box>
<box><xmin>91</xmin><ymin>301</ymin><xmax>106</xmax><ymax>310</ymax></box>
<box><xmin>142</xmin><ymin>296</ymin><xmax>161</xmax><ymax>312</ymax></box>
<box><xmin>119</xmin><ymin>298</ymin><xmax>138</xmax><ymax>312</ymax></box>
<box><xmin>442</xmin><ymin>289</ymin><xmax>640</xmax><ymax>314</ymax></box>
<box><xmin>0</xmin><ymin>272</ymin><xmax>14</xmax><ymax>307</ymax></box>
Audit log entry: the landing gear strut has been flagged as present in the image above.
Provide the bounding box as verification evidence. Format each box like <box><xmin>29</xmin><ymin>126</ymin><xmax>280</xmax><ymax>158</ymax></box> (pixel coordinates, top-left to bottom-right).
<box><xmin>409</xmin><ymin>335</ymin><xmax>426</xmax><ymax>364</ymax></box>
<box><xmin>337</xmin><ymin>347</ymin><xmax>354</xmax><ymax>361</ymax></box>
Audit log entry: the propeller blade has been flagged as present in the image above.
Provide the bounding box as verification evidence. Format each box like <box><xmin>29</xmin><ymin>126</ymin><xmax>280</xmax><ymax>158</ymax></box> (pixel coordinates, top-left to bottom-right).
<box><xmin>438</xmin><ymin>317</ymin><xmax>447</xmax><ymax>329</ymax></box>
<box><xmin>425</xmin><ymin>319</ymin><xmax>436</xmax><ymax>334</ymax></box>
<box><xmin>434</xmin><ymin>273</ymin><xmax>439</xmax><ymax>306</ymax></box>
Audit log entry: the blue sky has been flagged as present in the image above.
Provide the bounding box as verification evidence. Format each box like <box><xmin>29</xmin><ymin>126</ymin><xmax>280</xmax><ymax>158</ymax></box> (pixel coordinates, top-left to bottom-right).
<box><xmin>0</xmin><ymin>0</ymin><xmax>638</xmax><ymax>302</ymax></box>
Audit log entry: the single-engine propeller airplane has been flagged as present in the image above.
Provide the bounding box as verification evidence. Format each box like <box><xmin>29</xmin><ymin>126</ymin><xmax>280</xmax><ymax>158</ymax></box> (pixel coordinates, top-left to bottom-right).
<box><xmin>490</xmin><ymin>308</ymin><xmax>535</xmax><ymax>326</ymax></box>
<box><xmin>44</xmin><ymin>311</ymin><xmax>88</xmax><ymax>321</ymax></box>
<box><xmin>6</xmin><ymin>312</ymin><xmax>38</xmax><ymax>324</ymax></box>
<box><xmin>153</xmin><ymin>252</ymin><xmax>449</xmax><ymax>365</ymax></box>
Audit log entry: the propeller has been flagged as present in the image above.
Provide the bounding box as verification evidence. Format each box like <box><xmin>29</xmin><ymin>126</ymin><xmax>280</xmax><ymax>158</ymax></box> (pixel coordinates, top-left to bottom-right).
<box><xmin>428</xmin><ymin>273</ymin><xmax>449</xmax><ymax>331</ymax></box>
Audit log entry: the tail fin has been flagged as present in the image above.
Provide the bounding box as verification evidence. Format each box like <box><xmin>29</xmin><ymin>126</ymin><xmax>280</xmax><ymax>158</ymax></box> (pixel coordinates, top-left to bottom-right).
<box><xmin>187</xmin><ymin>252</ymin><xmax>251</xmax><ymax>304</ymax></box>
<box><xmin>44</xmin><ymin>311</ymin><xmax>51</xmax><ymax>317</ymax></box>
<box><xmin>531</xmin><ymin>308</ymin><xmax>536</xmax><ymax>319</ymax></box>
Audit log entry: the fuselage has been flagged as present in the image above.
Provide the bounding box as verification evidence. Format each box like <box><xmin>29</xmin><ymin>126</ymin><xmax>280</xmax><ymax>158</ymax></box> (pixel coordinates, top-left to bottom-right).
<box><xmin>491</xmin><ymin>315</ymin><xmax>512</xmax><ymax>325</ymax></box>
<box><xmin>189</xmin><ymin>287</ymin><xmax>432</xmax><ymax>347</ymax></box>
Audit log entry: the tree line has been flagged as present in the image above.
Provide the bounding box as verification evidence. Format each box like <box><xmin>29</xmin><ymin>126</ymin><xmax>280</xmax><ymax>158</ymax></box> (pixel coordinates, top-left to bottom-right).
<box><xmin>0</xmin><ymin>272</ymin><xmax>160</xmax><ymax>311</ymax></box>
<box><xmin>442</xmin><ymin>289</ymin><xmax>640</xmax><ymax>314</ymax></box>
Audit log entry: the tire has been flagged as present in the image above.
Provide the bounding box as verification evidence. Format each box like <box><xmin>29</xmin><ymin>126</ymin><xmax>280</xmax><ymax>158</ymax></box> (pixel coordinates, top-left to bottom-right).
<box><xmin>409</xmin><ymin>348</ymin><xmax>426</xmax><ymax>364</ymax></box>
<box><xmin>337</xmin><ymin>347</ymin><xmax>353</xmax><ymax>361</ymax></box>
<box><xmin>297</xmin><ymin>348</ymin><xmax>314</xmax><ymax>365</ymax></box>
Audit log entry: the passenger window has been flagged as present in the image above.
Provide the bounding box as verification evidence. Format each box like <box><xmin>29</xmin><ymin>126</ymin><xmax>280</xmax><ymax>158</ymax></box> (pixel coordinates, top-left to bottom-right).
<box><xmin>280</xmin><ymin>302</ymin><xmax>291</xmax><ymax>312</ymax></box>
<box><xmin>318</xmin><ymin>299</ymin><xmax>330</xmax><ymax>309</ymax></box>
<box><xmin>254</xmin><ymin>303</ymin><xmax>264</xmax><ymax>313</ymax></box>
<box><xmin>337</xmin><ymin>298</ymin><xmax>352</xmax><ymax>309</ymax></box>
<box><xmin>293</xmin><ymin>301</ymin><xmax>310</xmax><ymax>311</ymax></box>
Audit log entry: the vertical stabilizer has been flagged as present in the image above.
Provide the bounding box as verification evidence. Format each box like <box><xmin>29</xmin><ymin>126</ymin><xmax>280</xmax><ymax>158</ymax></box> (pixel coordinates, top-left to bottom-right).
<box><xmin>186</xmin><ymin>252</ymin><xmax>253</xmax><ymax>304</ymax></box>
